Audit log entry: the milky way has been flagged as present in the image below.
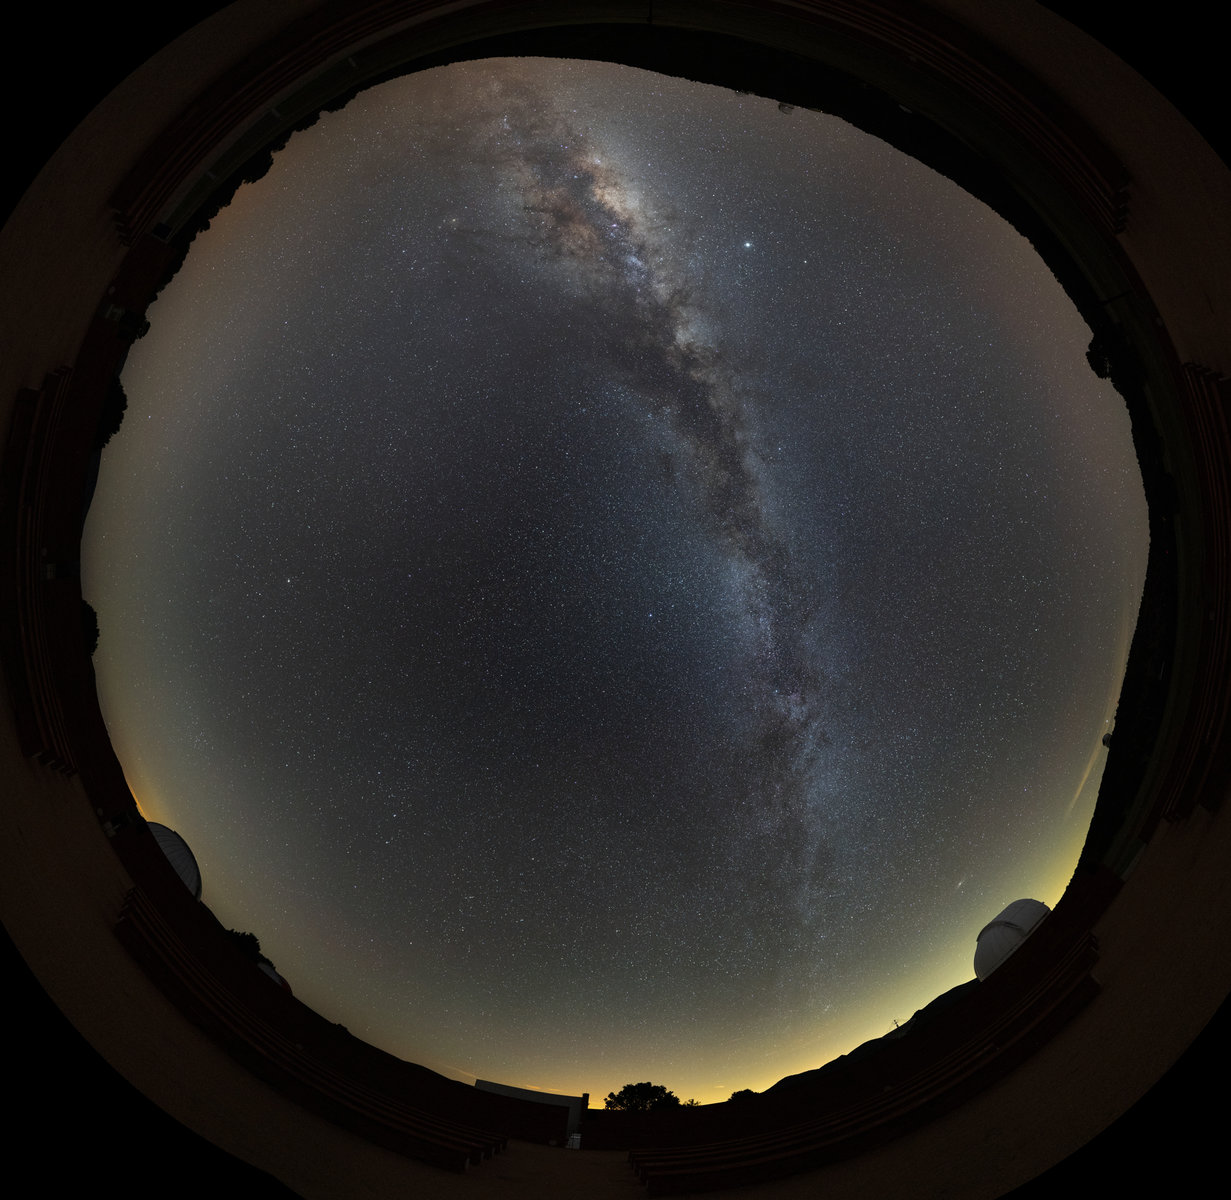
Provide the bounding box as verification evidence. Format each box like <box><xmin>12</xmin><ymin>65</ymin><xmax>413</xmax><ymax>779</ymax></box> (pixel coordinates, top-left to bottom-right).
<box><xmin>491</xmin><ymin>75</ymin><xmax>834</xmax><ymax>933</ymax></box>
<box><xmin>83</xmin><ymin>59</ymin><xmax>1148</xmax><ymax>1101</ymax></box>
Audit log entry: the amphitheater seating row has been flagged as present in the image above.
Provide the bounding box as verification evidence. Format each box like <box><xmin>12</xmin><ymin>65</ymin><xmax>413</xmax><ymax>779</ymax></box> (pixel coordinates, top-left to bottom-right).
<box><xmin>628</xmin><ymin>926</ymin><xmax>1099</xmax><ymax>1194</ymax></box>
<box><xmin>116</xmin><ymin>885</ymin><xmax>506</xmax><ymax>1172</ymax></box>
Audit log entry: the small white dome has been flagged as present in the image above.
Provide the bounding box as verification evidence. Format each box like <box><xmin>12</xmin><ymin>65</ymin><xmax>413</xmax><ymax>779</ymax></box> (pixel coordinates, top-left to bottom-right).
<box><xmin>148</xmin><ymin>822</ymin><xmax>203</xmax><ymax>899</ymax></box>
<box><xmin>974</xmin><ymin>898</ymin><xmax>1049</xmax><ymax>980</ymax></box>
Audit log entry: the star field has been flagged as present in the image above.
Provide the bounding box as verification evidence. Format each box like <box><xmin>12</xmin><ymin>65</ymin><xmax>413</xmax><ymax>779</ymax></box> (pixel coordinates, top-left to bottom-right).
<box><xmin>83</xmin><ymin>59</ymin><xmax>1148</xmax><ymax>1102</ymax></box>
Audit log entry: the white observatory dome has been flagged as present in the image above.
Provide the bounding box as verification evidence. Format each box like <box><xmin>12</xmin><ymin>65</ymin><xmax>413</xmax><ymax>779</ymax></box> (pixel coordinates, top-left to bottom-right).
<box><xmin>148</xmin><ymin>822</ymin><xmax>203</xmax><ymax>900</ymax></box>
<box><xmin>974</xmin><ymin>898</ymin><xmax>1050</xmax><ymax>980</ymax></box>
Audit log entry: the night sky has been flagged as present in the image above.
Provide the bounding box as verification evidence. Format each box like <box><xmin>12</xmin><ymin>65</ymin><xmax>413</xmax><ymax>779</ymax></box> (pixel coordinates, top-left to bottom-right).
<box><xmin>82</xmin><ymin>59</ymin><xmax>1148</xmax><ymax>1103</ymax></box>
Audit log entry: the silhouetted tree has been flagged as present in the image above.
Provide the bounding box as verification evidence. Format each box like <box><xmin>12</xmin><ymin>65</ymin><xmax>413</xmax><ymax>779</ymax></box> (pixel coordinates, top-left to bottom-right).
<box><xmin>223</xmin><ymin>927</ymin><xmax>285</xmax><ymax>982</ymax></box>
<box><xmin>604</xmin><ymin>1082</ymin><xmax>682</xmax><ymax>1111</ymax></box>
<box><xmin>1086</xmin><ymin>335</ymin><xmax>1112</xmax><ymax>379</ymax></box>
<box><xmin>728</xmin><ymin>1089</ymin><xmax>757</xmax><ymax>1103</ymax></box>
<box><xmin>225</xmin><ymin>929</ymin><xmax>263</xmax><ymax>963</ymax></box>
<box><xmin>80</xmin><ymin>600</ymin><xmax>99</xmax><ymax>655</ymax></box>
<box><xmin>238</xmin><ymin>148</ymin><xmax>275</xmax><ymax>186</ymax></box>
<box><xmin>95</xmin><ymin>376</ymin><xmax>128</xmax><ymax>449</ymax></box>
<box><xmin>117</xmin><ymin>311</ymin><xmax>150</xmax><ymax>344</ymax></box>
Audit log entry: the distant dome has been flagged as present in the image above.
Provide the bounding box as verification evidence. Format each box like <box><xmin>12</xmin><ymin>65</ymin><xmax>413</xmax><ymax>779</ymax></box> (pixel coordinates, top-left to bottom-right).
<box><xmin>258</xmin><ymin>961</ymin><xmax>292</xmax><ymax>992</ymax></box>
<box><xmin>974</xmin><ymin>898</ymin><xmax>1050</xmax><ymax>980</ymax></box>
<box><xmin>148</xmin><ymin>822</ymin><xmax>202</xmax><ymax>899</ymax></box>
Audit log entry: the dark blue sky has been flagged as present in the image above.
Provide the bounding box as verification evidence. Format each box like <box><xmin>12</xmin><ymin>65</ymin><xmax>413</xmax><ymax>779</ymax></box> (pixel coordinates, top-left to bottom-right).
<box><xmin>83</xmin><ymin>58</ymin><xmax>1147</xmax><ymax>1101</ymax></box>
